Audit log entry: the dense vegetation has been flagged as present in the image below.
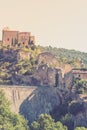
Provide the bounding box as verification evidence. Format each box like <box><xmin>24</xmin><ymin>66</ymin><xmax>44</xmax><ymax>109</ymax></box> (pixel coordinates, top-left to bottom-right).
<box><xmin>0</xmin><ymin>44</ymin><xmax>41</xmax><ymax>85</ymax></box>
<box><xmin>0</xmin><ymin>44</ymin><xmax>87</xmax><ymax>129</ymax></box>
<box><xmin>31</xmin><ymin>114</ymin><xmax>68</xmax><ymax>130</ymax></box>
<box><xmin>38</xmin><ymin>45</ymin><xmax>87</xmax><ymax>67</ymax></box>
<box><xmin>0</xmin><ymin>90</ymin><xmax>29</xmax><ymax>130</ymax></box>
<box><xmin>0</xmin><ymin>43</ymin><xmax>87</xmax><ymax>85</ymax></box>
<box><xmin>50</xmin><ymin>99</ymin><xmax>86</xmax><ymax>130</ymax></box>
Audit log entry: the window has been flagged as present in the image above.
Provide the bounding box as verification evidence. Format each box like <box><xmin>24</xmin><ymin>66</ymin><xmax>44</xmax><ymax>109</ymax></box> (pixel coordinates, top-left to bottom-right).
<box><xmin>7</xmin><ymin>38</ymin><xmax>9</xmax><ymax>41</ymax></box>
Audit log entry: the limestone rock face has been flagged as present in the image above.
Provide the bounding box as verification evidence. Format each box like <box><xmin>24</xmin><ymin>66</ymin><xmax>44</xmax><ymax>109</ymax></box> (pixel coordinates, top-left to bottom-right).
<box><xmin>74</xmin><ymin>112</ymin><xmax>87</xmax><ymax>128</ymax></box>
<box><xmin>37</xmin><ymin>52</ymin><xmax>59</xmax><ymax>67</ymax></box>
<box><xmin>73</xmin><ymin>100</ymin><xmax>87</xmax><ymax>128</ymax></box>
<box><xmin>0</xmin><ymin>86</ymin><xmax>63</xmax><ymax>123</ymax></box>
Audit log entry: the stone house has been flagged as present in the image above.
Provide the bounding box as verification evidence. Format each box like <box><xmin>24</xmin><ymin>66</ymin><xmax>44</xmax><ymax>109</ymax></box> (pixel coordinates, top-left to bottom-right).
<box><xmin>63</xmin><ymin>68</ymin><xmax>87</xmax><ymax>90</ymax></box>
<box><xmin>72</xmin><ymin>69</ymin><xmax>87</xmax><ymax>80</ymax></box>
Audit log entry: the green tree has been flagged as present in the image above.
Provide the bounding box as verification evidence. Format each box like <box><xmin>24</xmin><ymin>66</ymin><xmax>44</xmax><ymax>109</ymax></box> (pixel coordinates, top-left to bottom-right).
<box><xmin>73</xmin><ymin>79</ymin><xmax>87</xmax><ymax>94</ymax></box>
<box><xmin>61</xmin><ymin>114</ymin><xmax>74</xmax><ymax>130</ymax></box>
<box><xmin>69</xmin><ymin>100</ymin><xmax>84</xmax><ymax>115</ymax></box>
<box><xmin>0</xmin><ymin>90</ymin><xmax>29</xmax><ymax>130</ymax></box>
<box><xmin>74</xmin><ymin>127</ymin><xmax>87</xmax><ymax>130</ymax></box>
<box><xmin>31</xmin><ymin>114</ymin><xmax>67</xmax><ymax>130</ymax></box>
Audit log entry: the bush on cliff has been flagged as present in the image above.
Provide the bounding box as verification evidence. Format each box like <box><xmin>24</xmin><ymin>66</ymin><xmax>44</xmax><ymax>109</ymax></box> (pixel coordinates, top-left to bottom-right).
<box><xmin>61</xmin><ymin>114</ymin><xmax>74</xmax><ymax>130</ymax></box>
<box><xmin>73</xmin><ymin>79</ymin><xmax>87</xmax><ymax>94</ymax></box>
<box><xmin>69</xmin><ymin>100</ymin><xmax>84</xmax><ymax>115</ymax></box>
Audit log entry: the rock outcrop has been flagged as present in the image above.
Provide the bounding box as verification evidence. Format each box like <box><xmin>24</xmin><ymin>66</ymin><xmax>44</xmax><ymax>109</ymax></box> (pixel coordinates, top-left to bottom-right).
<box><xmin>0</xmin><ymin>86</ymin><xmax>63</xmax><ymax>123</ymax></box>
<box><xmin>73</xmin><ymin>95</ymin><xmax>87</xmax><ymax>128</ymax></box>
<box><xmin>37</xmin><ymin>52</ymin><xmax>59</xmax><ymax>67</ymax></box>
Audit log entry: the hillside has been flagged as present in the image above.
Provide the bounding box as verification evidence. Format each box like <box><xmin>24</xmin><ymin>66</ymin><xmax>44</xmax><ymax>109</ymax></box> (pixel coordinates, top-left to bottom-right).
<box><xmin>1</xmin><ymin>44</ymin><xmax>87</xmax><ymax>129</ymax></box>
<box><xmin>39</xmin><ymin>45</ymin><xmax>87</xmax><ymax>68</ymax></box>
<box><xmin>0</xmin><ymin>44</ymin><xmax>41</xmax><ymax>85</ymax></box>
<box><xmin>0</xmin><ymin>43</ymin><xmax>87</xmax><ymax>85</ymax></box>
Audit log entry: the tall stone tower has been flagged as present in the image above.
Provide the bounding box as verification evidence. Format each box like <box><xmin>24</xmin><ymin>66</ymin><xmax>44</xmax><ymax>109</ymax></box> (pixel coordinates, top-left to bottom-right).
<box><xmin>2</xmin><ymin>27</ymin><xmax>18</xmax><ymax>46</ymax></box>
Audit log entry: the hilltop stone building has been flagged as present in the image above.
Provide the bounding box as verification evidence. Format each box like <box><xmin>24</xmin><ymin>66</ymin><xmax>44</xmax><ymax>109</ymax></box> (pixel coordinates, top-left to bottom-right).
<box><xmin>2</xmin><ymin>27</ymin><xmax>35</xmax><ymax>47</ymax></box>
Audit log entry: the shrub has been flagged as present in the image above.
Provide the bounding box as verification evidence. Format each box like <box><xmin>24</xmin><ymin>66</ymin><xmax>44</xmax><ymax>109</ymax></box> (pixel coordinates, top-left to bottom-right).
<box><xmin>69</xmin><ymin>100</ymin><xmax>84</xmax><ymax>115</ymax></box>
<box><xmin>61</xmin><ymin>114</ymin><xmax>74</xmax><ymax>130</ymax></box>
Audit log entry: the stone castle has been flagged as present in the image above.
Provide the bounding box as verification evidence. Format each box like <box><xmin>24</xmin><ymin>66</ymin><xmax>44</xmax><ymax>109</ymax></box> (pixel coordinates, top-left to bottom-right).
<box><xmin>2</xmin><ymin>27</ymin><xmax>35</xmax><ymax>47</ymax></box>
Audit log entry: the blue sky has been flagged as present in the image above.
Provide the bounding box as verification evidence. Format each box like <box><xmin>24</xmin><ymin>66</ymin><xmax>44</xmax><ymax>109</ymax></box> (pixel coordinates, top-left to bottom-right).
<box><xmin>0</xmin><ymin>0</ymin><xmax>87</xmax><ymax>52</ymax></box>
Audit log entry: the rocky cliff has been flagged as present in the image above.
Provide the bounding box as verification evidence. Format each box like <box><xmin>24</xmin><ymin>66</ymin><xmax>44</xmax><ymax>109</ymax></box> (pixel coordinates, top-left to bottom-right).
<box><xmin>1</xmin><ymin>85</ymin><xmax>87</xmax><ymax>127</ymax></box>
<box><xmin>0</xmin><ymin>86</ymin><xmax>63</xmax><ymax>123</ymax></box>
<box><xmin>73</xmin><ymin>95</ymin><xmax>87</xmax><ymax>128</ymax></box>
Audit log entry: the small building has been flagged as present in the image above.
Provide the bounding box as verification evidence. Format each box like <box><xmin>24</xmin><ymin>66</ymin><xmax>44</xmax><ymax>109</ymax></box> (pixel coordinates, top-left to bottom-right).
<box><xmin>72</xmin><ymin>68</ymin><xmax>87</xmax><ymax>80</ymax></box>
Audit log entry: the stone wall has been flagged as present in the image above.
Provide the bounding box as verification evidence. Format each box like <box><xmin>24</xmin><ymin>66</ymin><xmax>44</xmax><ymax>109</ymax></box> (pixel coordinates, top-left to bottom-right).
<box><xmin>63</xmin><ymin>71</ymin><xmax>74</xmax><ymax>89</ymax></box>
